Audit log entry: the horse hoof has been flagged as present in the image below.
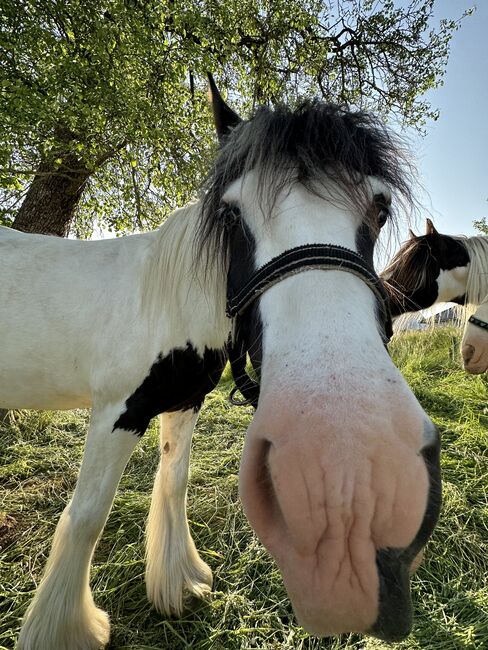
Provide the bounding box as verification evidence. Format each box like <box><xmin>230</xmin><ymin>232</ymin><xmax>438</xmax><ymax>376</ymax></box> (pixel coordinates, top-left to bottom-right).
<box><xmin>147</xmin><ymin>556</ymin><xmax>213</xmax><ymax>617</ymax></box>
<box><xmin>18</xmin><ymin>604</ymin><xmax>110</xmax><ymax>650</ymax></box>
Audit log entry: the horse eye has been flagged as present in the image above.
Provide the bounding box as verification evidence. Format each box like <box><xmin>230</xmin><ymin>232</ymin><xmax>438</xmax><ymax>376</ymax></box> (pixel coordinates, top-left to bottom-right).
<box><xmin>373</xmin><ymin>193</ymin><xmax>390</xmax><ymax>228</ymax></box>
<box><xmin>221</xmin><ymin>204</ymin><xmax>241</xmax><ymax>229</ymax></box>
<box><xmin>378</xmin><ymin>208</ymin><xmax>389</xmax><ymax>228</ymax></box>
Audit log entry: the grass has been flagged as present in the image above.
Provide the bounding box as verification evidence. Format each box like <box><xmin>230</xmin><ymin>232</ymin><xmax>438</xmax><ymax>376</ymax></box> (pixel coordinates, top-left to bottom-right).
<box><xmin>1</xmin><ymin>327</ymin><xmax>487</xmax><ymax>650</ymax></box>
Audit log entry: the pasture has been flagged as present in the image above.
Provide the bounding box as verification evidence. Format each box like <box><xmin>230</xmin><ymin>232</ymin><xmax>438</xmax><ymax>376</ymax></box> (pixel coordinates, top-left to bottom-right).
<box><xmin>1</xmin><ymin>327</ymin><xmax>487</xmax><ymax>650</ymax></box>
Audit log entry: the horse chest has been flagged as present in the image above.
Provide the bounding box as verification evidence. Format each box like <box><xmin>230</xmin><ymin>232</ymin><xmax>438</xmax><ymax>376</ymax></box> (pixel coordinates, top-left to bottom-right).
<box><xmin>113</xmin><ymin>343</ymin><xmax>227</xmax><ymax>436</ymax></box>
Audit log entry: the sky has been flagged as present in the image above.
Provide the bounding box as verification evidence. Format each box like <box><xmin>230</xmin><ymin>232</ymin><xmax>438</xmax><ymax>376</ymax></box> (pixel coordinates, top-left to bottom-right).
<box><xmin>403</xmin><ymin>0</ymin><xmax>487</xmax><ymax>240</ymax></box>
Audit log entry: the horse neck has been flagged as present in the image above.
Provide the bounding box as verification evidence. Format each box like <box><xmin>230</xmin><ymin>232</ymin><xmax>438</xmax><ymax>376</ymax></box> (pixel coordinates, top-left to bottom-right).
<box><xmin>460</xmin><ymin>236</ymin><xmax>488</xmax><ymax>307</ymax></box>
<box><xmin>141</xmin><ymin>202</ymin><xmax>229</xmax><ymax>344</ymax></box>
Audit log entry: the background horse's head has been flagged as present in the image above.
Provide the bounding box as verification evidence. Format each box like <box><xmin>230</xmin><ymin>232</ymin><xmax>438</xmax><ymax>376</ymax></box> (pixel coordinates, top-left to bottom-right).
<box><xmin>200</xmin><ymin>79</ymin><xmax>441</xmax><ymax>642</ymax></box>
<box><xmin>382</xmin><ymin>219</ymin><xmax>470</xmax><ymax>316</ymax></box>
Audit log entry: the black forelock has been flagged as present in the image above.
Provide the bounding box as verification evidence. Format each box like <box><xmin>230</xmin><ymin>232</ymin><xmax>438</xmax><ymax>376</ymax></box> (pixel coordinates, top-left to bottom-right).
<box><xmin>197</xmin><ymin>101</ymin><xmax>414</xmax><ymax>270</ymax></box>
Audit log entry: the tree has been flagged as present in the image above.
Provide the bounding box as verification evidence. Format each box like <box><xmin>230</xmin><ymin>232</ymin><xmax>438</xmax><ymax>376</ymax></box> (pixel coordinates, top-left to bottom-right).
<box><xmin>473</xmin><ymin>200</ymin><xmax>488</xmax><ymax>235</ymax></box>
<box><xmin>474</xmin><ymin>220</ymin><xmax>488</xmax><ymax>236</ymax></box>
<box><xmin>0</xmin><ymin>0</ymin><xmax>471</xmax><ymax>237</ymax></box>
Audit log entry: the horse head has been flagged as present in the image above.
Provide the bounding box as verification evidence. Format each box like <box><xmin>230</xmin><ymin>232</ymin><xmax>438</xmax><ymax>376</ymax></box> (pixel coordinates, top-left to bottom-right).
<box><xmin>382</xmin><ymin>219</ymin><xmax>470</xmax><ymax>316</ymax></box>
<box><xmin>203</xmin><ymin>77</ymin><xmax>442</xmax><ymax>641</ymax></box>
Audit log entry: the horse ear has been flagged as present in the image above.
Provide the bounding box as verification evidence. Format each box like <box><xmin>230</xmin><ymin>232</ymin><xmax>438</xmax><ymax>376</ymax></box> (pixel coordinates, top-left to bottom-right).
<box><xmin>408</xmin><ymin>228</ymin><xmax>416</xmax><ymax>239</ymax></box>
<box><xmin>425</xmin><ymin>218</ymin><xmax>438</xmax><ymax>236</ymax></box>
<box><xmin>207</xmin><ymin>73</ymin><xmax>242</xmax><ymax>142</ymax></box>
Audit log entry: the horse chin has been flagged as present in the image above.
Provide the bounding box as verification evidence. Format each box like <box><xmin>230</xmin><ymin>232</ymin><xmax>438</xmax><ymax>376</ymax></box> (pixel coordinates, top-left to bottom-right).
<box><xmin>463</xmin><ymin>361</ymin><xmax>487</xmax><ymax>375</ymax></box>
<box><xmin>276</xmin><ymin>544</ymin><xmax>379</xmax><ymax>638</ymax></box>
<box><xmin>461</xmin><ymin>342</ymin><xmax>488</xmax><ymax>374</ymax></box>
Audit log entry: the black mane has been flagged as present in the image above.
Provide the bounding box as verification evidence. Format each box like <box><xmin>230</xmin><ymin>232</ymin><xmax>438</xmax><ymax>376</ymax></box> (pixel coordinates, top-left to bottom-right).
<box><xmin>198</xmin><ymin>101</ymin><xmax>414</xmax><ymax>266</ymax></box>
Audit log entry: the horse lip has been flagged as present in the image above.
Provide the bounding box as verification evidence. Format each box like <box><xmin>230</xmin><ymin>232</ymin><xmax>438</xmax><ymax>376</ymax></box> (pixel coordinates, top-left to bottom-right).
<box><xmin>368</xmin><ymin>548</ymin><xmax>413</xmax><ymax>642</ymax></box>
<box><xmin>369</xmin><ymin>432</ymin><xmax>441</xmax><ymax>643</ymax></box>
<box><xmin>464</xmin><ymin>364</ymin><xmax>486</xmax><ymax>375</ymax></box>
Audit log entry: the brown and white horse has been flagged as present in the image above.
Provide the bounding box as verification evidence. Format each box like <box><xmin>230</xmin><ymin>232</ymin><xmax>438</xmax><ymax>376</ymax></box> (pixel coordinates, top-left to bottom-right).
<box><xmin>1</xmin><ymin>79</ymin><xmax>441</xmax><ymax>649</ymax></box>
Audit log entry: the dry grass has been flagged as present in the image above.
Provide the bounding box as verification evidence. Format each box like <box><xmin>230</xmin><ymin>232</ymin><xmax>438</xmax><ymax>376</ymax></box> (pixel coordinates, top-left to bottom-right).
<box><xmin>1</xmin><ymin>327</ymin><xmax>487</xmax><ymax>649</ymax></box>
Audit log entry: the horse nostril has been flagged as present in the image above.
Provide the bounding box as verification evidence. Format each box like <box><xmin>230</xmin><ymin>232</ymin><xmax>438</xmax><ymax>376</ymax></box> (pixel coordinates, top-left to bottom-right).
<box><xmin>255</xmin><ymin>439</ymin><xmax>285</xmax><ymax>525</ymax></box>
<box><xmin>462</xmin><ymin>344</ymin><xmax>475</xmax><ymax>363</ymax></box>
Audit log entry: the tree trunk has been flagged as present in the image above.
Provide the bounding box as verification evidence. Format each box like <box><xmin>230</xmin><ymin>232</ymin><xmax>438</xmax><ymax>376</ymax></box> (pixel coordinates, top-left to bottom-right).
<box><xmin>12</xmin><ymin>153</ymin><xmax>90</xmax><ymax>237</ymax></box>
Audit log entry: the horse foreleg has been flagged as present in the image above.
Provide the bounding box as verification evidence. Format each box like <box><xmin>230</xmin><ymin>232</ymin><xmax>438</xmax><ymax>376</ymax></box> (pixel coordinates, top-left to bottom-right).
<box><xmin>145</xmin><ymin>408</ymin><xmax>212</xmax><ymax>616</ymax></box>
<box><xmin>18</xmin><ymin>403</ymin><xmax>140</xmax><ymax>650</ymax></box>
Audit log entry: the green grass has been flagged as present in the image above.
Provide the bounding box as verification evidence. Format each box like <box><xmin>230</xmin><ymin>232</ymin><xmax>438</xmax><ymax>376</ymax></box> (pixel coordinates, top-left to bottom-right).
<box><xmin>1</xmin><ymin>327</ymin><xmax>487</xmax><ymax>649</ymax></box>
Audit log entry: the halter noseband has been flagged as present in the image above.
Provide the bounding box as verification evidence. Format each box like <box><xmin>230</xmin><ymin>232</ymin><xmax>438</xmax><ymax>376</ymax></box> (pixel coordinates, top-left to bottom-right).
<box><xmin>227</xmin><ymin>243</ymin><xmax>393</xmax><ymax>408</ymax></box>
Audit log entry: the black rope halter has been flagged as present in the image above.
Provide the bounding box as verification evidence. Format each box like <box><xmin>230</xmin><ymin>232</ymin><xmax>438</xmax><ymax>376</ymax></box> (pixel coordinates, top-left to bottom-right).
<box><xmin>226</xmin><ymin>243</ymin><xmax>393</xmax><ymax>409</ymax></box>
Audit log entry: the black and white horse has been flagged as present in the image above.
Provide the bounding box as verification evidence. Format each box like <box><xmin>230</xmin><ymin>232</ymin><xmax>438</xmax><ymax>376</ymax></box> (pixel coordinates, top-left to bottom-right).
<box><xmin>382</xmin><ymin>218</ymin><xmax>488</xmax><ymax>372</ymax></box>
<box><xmin>2</xmin><ymin>80</ymin><xmax>441</xmax><ymax>650</ymax></box>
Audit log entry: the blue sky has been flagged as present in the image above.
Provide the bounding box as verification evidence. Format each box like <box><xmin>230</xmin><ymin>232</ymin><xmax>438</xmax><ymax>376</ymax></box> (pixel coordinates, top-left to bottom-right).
<box><xmin>404</xmin><ymin>0</ymin><xmax>487</xmax><ymax>239</ymax></box>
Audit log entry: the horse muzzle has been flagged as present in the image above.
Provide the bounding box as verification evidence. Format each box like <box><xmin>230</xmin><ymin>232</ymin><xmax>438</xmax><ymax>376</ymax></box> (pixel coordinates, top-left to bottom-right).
<box><xmin>238</xmin><ymin>386</ymin><xmax>441</xmax><ymax>640</ymax></box>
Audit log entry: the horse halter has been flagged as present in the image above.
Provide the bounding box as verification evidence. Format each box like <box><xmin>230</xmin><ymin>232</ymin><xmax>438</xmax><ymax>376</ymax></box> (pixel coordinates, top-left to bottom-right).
<box><xmin>468</xmin><ymin>315</ymin><xmax>488</xmax><ymax>331</ymax></box>
<box><xmin>227</xmin><ymin>243</ymin><xmax>393</xmax><ymax>408</ymax></box>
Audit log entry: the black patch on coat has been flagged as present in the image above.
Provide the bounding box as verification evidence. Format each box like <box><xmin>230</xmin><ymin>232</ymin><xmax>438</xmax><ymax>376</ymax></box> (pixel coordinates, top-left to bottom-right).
<box><xmin>450</xmin><ymin>293</ymin><xmax>466</xmax><ymax>305</ymax></box>
<box><xmin>355</xmin><ymin>221</ymin><xmax>375</xmax><ymax>266</ymax></box>
<box><xmin>113</xmin><ymin>344</ymin><xmax>227</xmax><ymax>436</ymax></box>
<box><xmin>391</xmin><ymin>277</ymin><xmax>440</xmax><ymax>317</ymax></box>
<box><xmin>356</xmin><ymin>215</ymin><xmax>391</xmax><ymax>345</ymax></box>
<box><xmin>227</xmin><ymin>211</ymin><xmax>263</xmax><ymax>378</ymax></box>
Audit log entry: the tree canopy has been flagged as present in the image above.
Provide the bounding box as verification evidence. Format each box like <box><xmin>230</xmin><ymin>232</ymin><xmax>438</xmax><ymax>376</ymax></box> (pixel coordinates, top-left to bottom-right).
<box><xmin>473</xmin><ymin>218</ymin><xmax>488</xmax><ymax>236</ymax></box>
<box><xmin>0</xmin><ymin>0</ymin><xmax>470</xmax><ymax>236</ymax></box>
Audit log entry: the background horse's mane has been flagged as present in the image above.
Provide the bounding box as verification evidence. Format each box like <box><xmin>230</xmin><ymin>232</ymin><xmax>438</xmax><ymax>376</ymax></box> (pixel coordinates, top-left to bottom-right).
<box><xmin>382</xmin><ymin>237</ymin><xmax>432</xmax><ymax>294</ymax></box>
<box><xmin>459</xmin><ymin>235</ymin><xmax>488</xmax><ymax>308</ymax></box>
<box><xmin>198</xmin><ymin>101</ymin><xmax>415</xmax><ymax>270</ymax></box>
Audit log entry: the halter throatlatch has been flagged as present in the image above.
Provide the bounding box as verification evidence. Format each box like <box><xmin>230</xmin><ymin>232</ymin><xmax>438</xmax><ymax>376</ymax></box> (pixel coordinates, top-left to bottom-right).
<box><xmin>227</xmin><ymin>243</ymin><xmax>393</xmax><ymax>409</ymax></box>
<box><xmin>468</xmin><ymin>315</ymin><xmax>488</xmax><ymax>331</ymax></box>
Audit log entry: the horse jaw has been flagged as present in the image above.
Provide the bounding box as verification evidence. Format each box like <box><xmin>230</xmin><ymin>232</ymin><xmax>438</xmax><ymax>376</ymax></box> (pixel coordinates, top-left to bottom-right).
<box><xmin>462</xmin><ymin>302</ymin><xmax>488</xmax><ymax>374</ymax></box>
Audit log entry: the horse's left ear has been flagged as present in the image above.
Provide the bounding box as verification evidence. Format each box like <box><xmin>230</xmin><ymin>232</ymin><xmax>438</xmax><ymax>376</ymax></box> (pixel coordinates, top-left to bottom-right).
<box><xmin>207</xmin><ymin>73</ymin><xmax>242</xmax><ymax>142</ymax></box>
<box><xmin>425</xmin><ymin>218</ymin><xmax>438</xmax><ymax>236</ymax></box>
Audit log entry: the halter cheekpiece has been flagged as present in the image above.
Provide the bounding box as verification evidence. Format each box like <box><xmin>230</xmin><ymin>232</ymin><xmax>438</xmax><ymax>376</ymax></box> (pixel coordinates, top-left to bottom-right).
<box><xmin>227</xmin><ymin>243</ymin><xmax>393</xmax><ymax>408</ymax></box>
